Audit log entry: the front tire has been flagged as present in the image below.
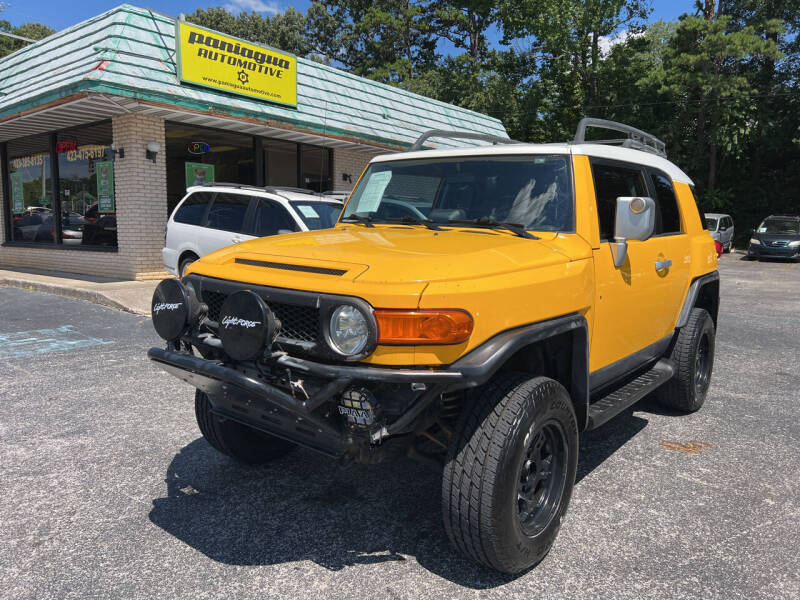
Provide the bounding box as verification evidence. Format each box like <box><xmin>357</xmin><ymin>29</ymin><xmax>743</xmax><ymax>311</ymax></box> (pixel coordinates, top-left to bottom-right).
<box><xmin>658</xmin><ymin>308</ymin><xmax>715</xmax><ymax>412</ymax></box>
<box><xmin>195</xmin><ymin>390</ymin><xmax>296</xmax><ymax>464</ymax></box>
<box><xmin>442</xmin><ymin>374</ymin><xmax>578</xmax><ymax>573</ymax></box>
<box><xmin>179</xmin><ymin>255</ymin><xmax>198</xmax><ymax>278</ymax></box>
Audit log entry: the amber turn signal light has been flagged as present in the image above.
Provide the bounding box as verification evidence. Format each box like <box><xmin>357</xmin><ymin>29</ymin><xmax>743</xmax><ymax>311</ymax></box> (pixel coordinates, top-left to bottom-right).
<box><xmin>374</xmin><ymin>309</ymin><xmax>473</xmax><ymax>345</ymax></box>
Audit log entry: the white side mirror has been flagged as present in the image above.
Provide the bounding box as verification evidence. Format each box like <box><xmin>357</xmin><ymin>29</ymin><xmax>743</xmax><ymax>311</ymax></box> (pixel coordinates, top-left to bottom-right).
<box><xmin>611</xmin><ymin>196</ymin><xmax>656</xmax><ymax>267</ymax></box>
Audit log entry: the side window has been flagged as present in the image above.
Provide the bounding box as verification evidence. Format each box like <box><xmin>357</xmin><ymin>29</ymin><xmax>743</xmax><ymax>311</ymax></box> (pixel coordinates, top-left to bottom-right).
<box><xmin>205</xmin><ymin>193</ymin><xmax>251</xmax><ymax>233</ymax></box>
<box><xmin>253</xmin><ymin>199</ymin><xmax>298</xmax><ymax>237</ymax></box>
<box><xmin>650</xmin><ymin>172</ymin><xmax>682</xmax><ymax>235</ymax></box>
<box><xmin>174</xmin><ymin>191</ymin><xmax>213</xmax><ymax>226</ymax></box>
<box><xmin>590</xmin><ymin>163</ymin><xmax>647</xmax><ymax>241</ymax></box>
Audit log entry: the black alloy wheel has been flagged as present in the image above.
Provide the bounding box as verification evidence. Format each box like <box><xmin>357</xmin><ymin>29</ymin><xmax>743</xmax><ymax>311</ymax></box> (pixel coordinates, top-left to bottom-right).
<box><xmin>517</xmin><ymin>421</ymin><xmax>568</xmax><ymax>537</ymax></box>
<box><xmin>694</xmin><ymin>332</ymin><xmax>712</xmax><ymax>397</ymax></box>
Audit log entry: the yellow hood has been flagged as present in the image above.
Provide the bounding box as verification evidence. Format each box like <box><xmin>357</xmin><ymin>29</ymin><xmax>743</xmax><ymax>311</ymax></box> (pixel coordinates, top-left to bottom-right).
<box><xmin>197</xmin><ymin>225</ymin><xmax>572</xmax><ymax>284</ymax></box>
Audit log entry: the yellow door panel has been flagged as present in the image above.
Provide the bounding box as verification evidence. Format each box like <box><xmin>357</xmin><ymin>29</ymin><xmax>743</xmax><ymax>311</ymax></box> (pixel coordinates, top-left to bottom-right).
<box><xmin>590</xmin><ymin>237</ymin><xmax>680</xmax><ymax>371</ymax></box>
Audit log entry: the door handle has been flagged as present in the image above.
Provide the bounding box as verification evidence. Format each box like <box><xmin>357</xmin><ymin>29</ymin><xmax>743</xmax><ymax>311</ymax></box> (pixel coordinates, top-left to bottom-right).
<box><xmin>655</xmin><ymin>258</ymin><xmax>673</xmax><ymax>271</ymax></box>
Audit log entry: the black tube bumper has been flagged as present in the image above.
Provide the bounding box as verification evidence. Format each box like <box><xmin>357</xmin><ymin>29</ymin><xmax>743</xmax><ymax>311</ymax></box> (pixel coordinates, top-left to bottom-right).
<box><xmin>148</xmin><ymin>347</ymin><xmax>465</xmax><ymax>456</ymax></box>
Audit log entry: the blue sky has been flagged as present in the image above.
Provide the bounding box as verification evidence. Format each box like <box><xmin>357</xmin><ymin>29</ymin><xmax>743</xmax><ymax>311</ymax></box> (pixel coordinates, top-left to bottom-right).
<box><xmin>2</xmin><ymin>1</ymin><xmax>697</xmax><ymax>36</ymax></box>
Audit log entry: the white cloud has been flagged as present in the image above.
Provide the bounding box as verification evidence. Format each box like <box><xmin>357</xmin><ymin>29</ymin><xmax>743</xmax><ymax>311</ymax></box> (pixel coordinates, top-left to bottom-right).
<box><xmin>223</xmin><ymin>0</ymin><xmax>280</xmax><ymax>14</ymax></box>
<box><xmin>597</xmin><ymin>29</ymin><xmax>640</xmax><ymax>56</ymax></box>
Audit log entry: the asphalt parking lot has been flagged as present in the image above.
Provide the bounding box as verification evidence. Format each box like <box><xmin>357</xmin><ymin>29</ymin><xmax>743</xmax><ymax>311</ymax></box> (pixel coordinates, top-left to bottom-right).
<box><xmin>1</xmin><ymin>254</ymin><xmax>798</xmax><ymax>599</ymax></box>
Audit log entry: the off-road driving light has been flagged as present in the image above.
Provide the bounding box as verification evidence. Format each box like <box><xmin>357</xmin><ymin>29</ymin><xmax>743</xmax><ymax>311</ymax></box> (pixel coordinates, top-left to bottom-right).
<box><xmin>218</xmin><ymin>290</ymin><xmax>277</xmax><ymax>361</ymax></box>
<box><xmin>329</xmin><ymin>305</ymin><xmax>369</xmax><ymax>355</ymax></box>
<box><xmin>375</xmin><ymin>309</ymin><xmax>473</xmax><ymax>345</ymax></box>
<box><xmin>152</xmin><ymin>279</ymin><xmax>205</xmax><ymax>341</ymax></box>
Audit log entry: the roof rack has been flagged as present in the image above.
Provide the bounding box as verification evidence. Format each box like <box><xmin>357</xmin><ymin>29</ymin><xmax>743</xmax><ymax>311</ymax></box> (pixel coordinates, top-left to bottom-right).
<box><xmin>573</xmin><ymin>118</ymin><xmax>667</xmax><ymax>158</ymax></box>
<box><xmin>410</xmin><ymin>129</ymin><xmax>523</xmax><ymax>152</ymax></box>
<box><xmin>190</xmin><ymin>182</ymin><xmax>322</xmax><ymax>198</ymax></box>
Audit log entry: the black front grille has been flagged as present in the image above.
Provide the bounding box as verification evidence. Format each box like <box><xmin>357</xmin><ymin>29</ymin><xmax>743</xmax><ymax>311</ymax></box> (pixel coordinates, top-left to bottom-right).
<box><xmin>202</xmin><ymin>290</ymin><xmax>319</xmax><ymax>343</ymax></box>
<box><xmin>768</xmin><ymin>240</ymin><xmax>788</xmax><ymax>247</ymax></box>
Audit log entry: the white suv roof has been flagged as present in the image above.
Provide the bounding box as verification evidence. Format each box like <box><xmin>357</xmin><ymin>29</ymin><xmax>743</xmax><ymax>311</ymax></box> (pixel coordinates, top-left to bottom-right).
<box><xmin>370</xmin><ymin>142</ymin><xmax>693</xmax><ymax>186</ymax></box>
<box><xmin>185</xmin><ymin>184</ymin><xmax>342</xmax><ymax>205</ymax></box>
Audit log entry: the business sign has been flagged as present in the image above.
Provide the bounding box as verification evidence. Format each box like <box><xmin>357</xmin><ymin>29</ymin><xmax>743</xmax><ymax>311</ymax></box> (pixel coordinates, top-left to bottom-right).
<box><xmin>176</xmin><ymin>21</ymin><xmax>297</xmax><ymax>107</ymax></box>
<box><xmin>185</xmin><ymin>162</ymin><xmax>215</xmax><ymax>188</ymax></box>
<box><xmin>55</xmin><ymin>140</ymin><xmax>77</xmax><ymax>154</ymax></box>
<box><xmin>96</xmin><ymin>160</ymin><xmax>115</xmax><ymax>213</ymax></box>
<box><xmin>10</xmin><ymin>172</ymin><xmax>24</xmax><ymax>214</ymax></box>
<box><xmin>187</xmin><ymin>141</ymin><xmax>210</xmax><ymax>154</ymax></box>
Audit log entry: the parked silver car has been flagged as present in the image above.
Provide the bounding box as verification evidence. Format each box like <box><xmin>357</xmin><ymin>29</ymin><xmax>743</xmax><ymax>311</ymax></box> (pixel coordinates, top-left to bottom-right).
<box><xmin>705</xmin><ymin>212</ymin><xmax>734</xmax><ymax>252</ymax></box>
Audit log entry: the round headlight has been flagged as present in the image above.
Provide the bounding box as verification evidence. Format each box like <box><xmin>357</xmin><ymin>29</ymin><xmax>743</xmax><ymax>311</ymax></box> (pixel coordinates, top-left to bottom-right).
<box><xmin>329</xmin><ymin>305</ymin><xmax>369</xmax><ymax>356</ymax></box>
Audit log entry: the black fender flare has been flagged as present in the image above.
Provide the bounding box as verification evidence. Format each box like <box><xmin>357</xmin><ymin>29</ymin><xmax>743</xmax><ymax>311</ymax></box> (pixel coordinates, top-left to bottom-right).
<box><xmin>450</xmin><ymin>313</ymin><xmax>590</xmax><ymax>430</ymax></box>
<box><xmin>676</xmin><ymin>270</ymin><xmax>720</xmax><ymax>328</ymax></box>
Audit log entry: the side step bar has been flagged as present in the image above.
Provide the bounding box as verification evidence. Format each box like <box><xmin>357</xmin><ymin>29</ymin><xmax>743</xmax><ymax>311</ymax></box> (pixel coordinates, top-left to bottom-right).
<box><xmin>587</xmin><ymin>359</ymin><xmax>675</xmax><ymax>429</ymax></box>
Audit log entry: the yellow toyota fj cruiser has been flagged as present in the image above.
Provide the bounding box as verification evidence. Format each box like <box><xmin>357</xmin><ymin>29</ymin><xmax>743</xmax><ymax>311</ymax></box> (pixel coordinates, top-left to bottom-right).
<box><xmin>149</xmin><ymin>119</ymin><xmax>719</xmax><ymax>573</ymax></box>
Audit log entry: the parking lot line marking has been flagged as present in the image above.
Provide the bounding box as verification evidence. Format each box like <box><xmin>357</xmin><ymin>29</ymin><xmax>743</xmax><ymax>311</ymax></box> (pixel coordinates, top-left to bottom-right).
<box><xmin>0</xmin><ymin>325</ymin><xmax>113</xmax><ymax>360</ymax></box>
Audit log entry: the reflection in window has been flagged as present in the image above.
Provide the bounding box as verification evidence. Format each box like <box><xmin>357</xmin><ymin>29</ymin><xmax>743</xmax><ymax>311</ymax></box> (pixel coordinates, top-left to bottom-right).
<box><xmin>253</xmin><ymin>198</ymin><xmax>298</xmax><ymax>237</ymax></box>
<box><xmin>57</xmin><ymin>121</ymin><xmax>115</xmax><ymax>247</ymax></box>
<box><xmin>205</xmin><ymin>192</ymin><xmax>251</xmax><ymax>232</ymax></box>
<box><xmin>165</xmin><ymin>123</ymin><xmax>254</xmax><ymax>214</ymax></box>
<box><xmin>265</xmin><ymin>140</ymin><xmax>298</xmax><ymax>187</ymax></box>
<box><xmin>7</xmin><ymin>133</ymin><xmax>53</xmax><ymax>243</ymax></box>
<box><xmin>300</xmin><ymin>145</ymin><xmax>331</xmax><ymax>192</ymax></box>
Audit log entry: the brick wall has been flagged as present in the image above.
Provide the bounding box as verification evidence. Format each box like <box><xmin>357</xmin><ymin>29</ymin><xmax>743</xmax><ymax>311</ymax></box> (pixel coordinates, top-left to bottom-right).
<box><xmin>332</xmin><ymin>147</ymin><xmax>387</xmax><ymax>191</ymax></box>
<box><xmin>0</xmin><ymin>113</ymin><xmax>168</xmax><ymax>280</ymax></box>
<box><xmin>111</xmin><ymin>112</ymin><xmax>168</xmax><ymax>279</ymax></box>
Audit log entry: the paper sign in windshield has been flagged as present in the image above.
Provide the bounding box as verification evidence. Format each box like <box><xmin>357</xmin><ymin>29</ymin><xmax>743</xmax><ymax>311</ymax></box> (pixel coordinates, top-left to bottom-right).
<box><xmin>297</xmin><ymin>205</ymin><xmax>319</xmax><ymax>219</ymax></box>
<box><xmin>358</xmin><ymin>171</ymin><xmax>392</xmax><ymax>214</ymax></box>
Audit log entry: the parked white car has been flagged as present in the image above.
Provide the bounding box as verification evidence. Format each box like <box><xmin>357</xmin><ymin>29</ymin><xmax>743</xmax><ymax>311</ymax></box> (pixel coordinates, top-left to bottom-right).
<box><xmin>163</xmin><ymin>184</ymin><xmax>344</xmax><ymax>277</ymax></box>
<box><xmin>705</xmin><ymin>212</ymin><xmax>734</xmax><ymax>253</ymax></box>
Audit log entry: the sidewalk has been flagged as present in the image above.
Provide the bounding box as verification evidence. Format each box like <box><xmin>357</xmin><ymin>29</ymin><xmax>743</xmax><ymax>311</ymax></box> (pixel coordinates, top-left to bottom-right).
<box><xmin>0</xmin><ymin>267</ymin><xmax>164</xmax><ymax>316</ymax></box>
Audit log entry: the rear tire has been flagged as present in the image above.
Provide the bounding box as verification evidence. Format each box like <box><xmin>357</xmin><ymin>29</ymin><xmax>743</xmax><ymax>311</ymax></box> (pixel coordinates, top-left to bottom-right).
<box><xmin>195</xmin><ymin>390</ymin><xmax>296</xmax><ymax>464</ymax></box>
<box><xmin>442</xmin><ymin>373</ymin><xmax>578</xmax><ymax>573</ymax></box>
<box><xmin>658</xmin><ymin>308</ymin><xmax>715</xmax><ymax>412</ymax></box>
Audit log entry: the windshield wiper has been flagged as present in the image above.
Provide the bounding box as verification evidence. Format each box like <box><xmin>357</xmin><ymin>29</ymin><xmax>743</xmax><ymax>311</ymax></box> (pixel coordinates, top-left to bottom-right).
<box><xmin>386</xmin><ymin>216</ymin><xmax>441</xmax><ymax>230</ymax></box>
<box><xmin>448</xmin><ymin>217</ymin><xmax>539</xmax><ymax>239</ymax></box>
<box><xmin>341</xmin><ymin>214</ymin><xmax>374</xmax><ymax>227</ymax></box>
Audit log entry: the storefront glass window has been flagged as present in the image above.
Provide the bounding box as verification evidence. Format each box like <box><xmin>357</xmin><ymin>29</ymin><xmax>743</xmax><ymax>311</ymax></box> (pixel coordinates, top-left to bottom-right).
<box><xmin>166</xmin><ymin>123</ymin><xmax>254</xmax><ymax>215</ymax></box>
<box><xmin>57</xmin><ymin>122</ymin><xmax>115</xmax><ymax>247</ymax></box>
<box><xmin>265</xmin><ymin>140</ymin><xmax>298</xmax><ymax>187</ymax></box>
<box><xmin>7</xmin><ymin>133</ymin><xmax>53</xmax><ymax>244</ymax></box>
<box><xmin>300</xmin><ymin>145</ymin><xmax>331</xmax><ymax>192</ymax></box>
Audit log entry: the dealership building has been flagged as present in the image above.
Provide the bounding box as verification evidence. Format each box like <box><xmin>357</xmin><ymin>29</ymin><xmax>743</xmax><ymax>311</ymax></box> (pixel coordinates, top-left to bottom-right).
<box><xmin>0</xmin><ymin>4</ymin><xmax>507</xmax><ymax>279</ymax></box>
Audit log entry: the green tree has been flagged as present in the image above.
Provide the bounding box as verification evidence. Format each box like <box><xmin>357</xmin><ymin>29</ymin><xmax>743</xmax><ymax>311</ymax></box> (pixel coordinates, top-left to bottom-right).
<box><xmin>641</xmin><ymin>6</ymin><xmax>782</xmax><ymax>192</ymax></box>
<box><xmin>0</xmin><ymin>20</ymin><xmax>55</xmax><ymax>58</ymax></box>
<box><xmin>307</xmin><ymin>1</ymin><xmax>437</xmax><ymax>84</ymax></box>
<box><xmin>495</xmin><ymin>0</ymin><xmax>651</xmax><ymax>140</ymax></box>
<box><xmin>186</xmin><ymin>6</ymin><xmax>313</xmax><ymax>57</ymax></box>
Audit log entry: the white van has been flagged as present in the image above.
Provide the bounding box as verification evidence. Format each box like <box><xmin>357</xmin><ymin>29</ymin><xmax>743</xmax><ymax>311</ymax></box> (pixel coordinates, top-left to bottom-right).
<box><xmin>163</xmin><ymin>184</ymin><xmax>344</xmax><ymax>277</ymax></box>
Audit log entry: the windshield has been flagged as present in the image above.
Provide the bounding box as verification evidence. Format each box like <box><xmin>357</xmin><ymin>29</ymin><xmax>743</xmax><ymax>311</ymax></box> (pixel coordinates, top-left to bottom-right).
<box><xmin>342</xmin><ymin>155</ymin><xmax>574</xmax><ymax>231</ymax></box>
<box><xmin>758</xmin><ymin>218</ymin><xmax>800</xmax><ymax>235</ymax></box>
<box><xmin>705</xmin><ymin>217</ymin><xmax>718</xmax><ymax>231</ymax></box>
<box><xmin>290</xmin><ymin>200</ymin><xmax>342</xmax><ymax>230</ymax></box>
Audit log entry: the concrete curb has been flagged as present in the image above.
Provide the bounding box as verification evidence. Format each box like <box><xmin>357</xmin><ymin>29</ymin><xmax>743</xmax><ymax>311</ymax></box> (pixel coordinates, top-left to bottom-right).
<box><xmin>0</xmin><ymin>277</ymin><xmax>149</xmax><ymax>317</ymax></box>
